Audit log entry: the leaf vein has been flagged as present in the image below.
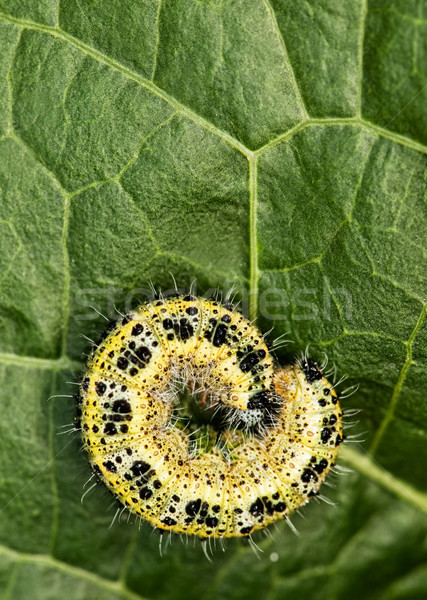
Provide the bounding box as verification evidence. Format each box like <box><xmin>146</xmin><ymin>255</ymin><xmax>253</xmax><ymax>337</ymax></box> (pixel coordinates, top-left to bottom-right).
<box><xmin>369</xmin><ymin>303</ymin><xmax>427</xmax><ymax>455</ymax></box>
<box><xmin>248</xmin><ymin>156</ymin><xmax>259</xmax><ymax>320</ymax></box>
<box><xmin>151</xmin><ymin>0</ymin><xmax>162</xmax><ymax>81</ymax></box>
<box><xmin>0</xmin><ymin>546</ymin><xmax>148</xmax><ymax>600</ymax></box>
<box><xmin>356</xmin><ymin>0</ymin><xmax>368</xmax><ymax>118</ymax></box>
<box><xmin>0</xmin><ymin>11</ymin><xmax>253</xmax><ymax>158</ymax></box>
<box><xmin>263</xmin><ymin>0</ymin><xmax>308</xmax><ymax>119</ymax></box>
<box><xmin>0</xmin><ymin>352</ymin><xmax>81</xmax><ymax>371</ymax></box>
<box><xmin>340</xmin><ymin>446</ymin><xmax>427</xmax><ymax>513</ymax></box>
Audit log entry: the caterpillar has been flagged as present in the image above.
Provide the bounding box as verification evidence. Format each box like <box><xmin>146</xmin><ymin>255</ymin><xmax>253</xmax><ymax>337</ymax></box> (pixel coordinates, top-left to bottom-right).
<box><xmin>77</xmin><ymin>295</ymin><xmax>343</xmax><ymax>538</ymax></box>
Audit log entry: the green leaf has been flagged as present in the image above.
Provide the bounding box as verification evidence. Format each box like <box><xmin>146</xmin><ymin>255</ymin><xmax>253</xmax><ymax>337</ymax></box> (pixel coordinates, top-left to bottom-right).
<box><xmin>0</xmin><ymin>1</ymin><xmax>426</xmax><ymax>599</ymax></box>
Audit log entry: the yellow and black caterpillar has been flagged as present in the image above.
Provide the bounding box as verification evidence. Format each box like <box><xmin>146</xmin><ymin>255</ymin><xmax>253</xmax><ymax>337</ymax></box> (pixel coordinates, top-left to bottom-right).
<box><xmin>78</xmin><ymin>295</ymin><xmax>342</xmax><ymax>538</ymax></box>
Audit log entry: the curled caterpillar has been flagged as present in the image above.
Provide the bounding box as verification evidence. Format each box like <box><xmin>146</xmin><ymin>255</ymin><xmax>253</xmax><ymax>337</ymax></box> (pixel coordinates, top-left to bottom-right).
<box><xmin>77</xmin><ymin>295</ymin><xmax>343</xmax><ymax>538</ymax></box>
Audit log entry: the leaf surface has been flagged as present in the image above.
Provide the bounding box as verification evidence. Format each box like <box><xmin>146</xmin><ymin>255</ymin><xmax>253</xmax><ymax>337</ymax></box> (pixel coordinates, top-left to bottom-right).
<box><xmin>0</xmin><ymin>1</ymin><xmax>426</xmax><ymax>599</ymax></box>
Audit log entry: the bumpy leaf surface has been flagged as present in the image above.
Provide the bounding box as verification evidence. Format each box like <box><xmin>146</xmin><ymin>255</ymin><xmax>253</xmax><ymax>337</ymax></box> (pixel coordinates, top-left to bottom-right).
<box><xmin>0</xmin><ymin>1</ymin><xmax>426</xmax><ymax>599</ymax></box>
